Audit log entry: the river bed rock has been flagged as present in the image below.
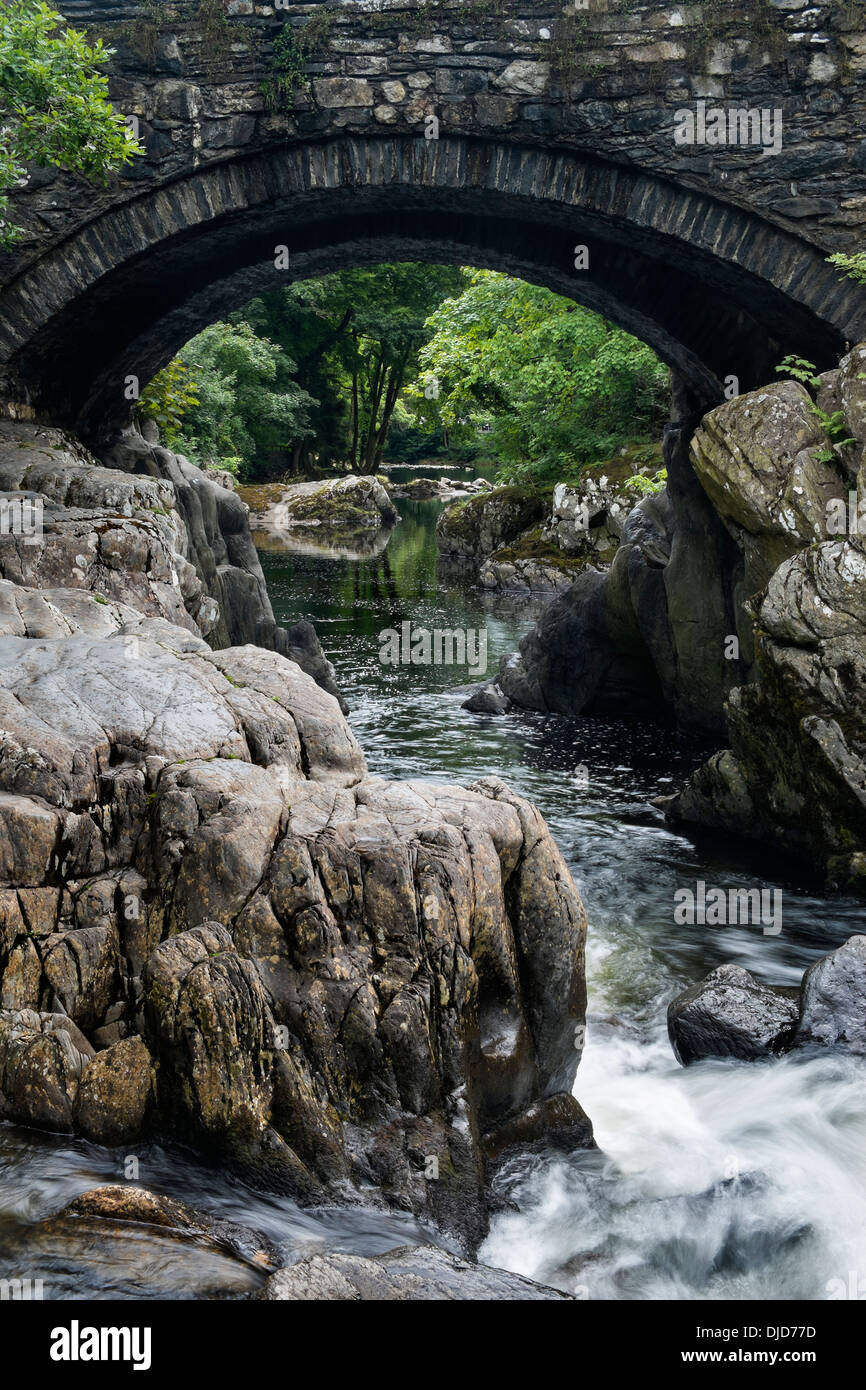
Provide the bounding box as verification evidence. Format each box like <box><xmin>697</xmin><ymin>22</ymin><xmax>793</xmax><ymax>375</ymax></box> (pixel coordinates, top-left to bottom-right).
<box><xmin>259</xmin><ymin>1243</ymin><xmax>573</xmax><ymax>1300</ymax></box>
<box><xmin>668</xmin><ymin>965</ymin><xmax>799</xmax><ymax>1065</ymax></box>
<box><xmin>59</xmin><ymin>1185</ymin><xmax>280</xmax><ymax>1269</ymax></box>
<box><xmin>0</xmin><ymin>427</ymin><xmax>592</xmax><ymax>1249</ymax></box>
<box><xmin>669</xmin><ymin>935</ymin><xmax>866</xmax><ymax>1064</ymax></box>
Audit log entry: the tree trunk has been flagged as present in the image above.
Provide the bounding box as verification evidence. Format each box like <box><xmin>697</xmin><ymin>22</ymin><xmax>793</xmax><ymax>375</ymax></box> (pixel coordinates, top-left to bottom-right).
<box><xmin>372</xmin><ymin>346</ymin><xmax>410</xmax><ymax>469</ymax></box>
<box><xmin>363</xmin><ymin>351</ymin><xmax>386</xmax><ymax>471</ymax></box>
<box><xmin>350</xmin><ymin>342</ymin><xmax>359</xmax><ymax>470</ymax></box>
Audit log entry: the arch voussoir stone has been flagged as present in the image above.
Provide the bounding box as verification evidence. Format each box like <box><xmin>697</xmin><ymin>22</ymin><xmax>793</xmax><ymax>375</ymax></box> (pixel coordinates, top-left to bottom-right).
<box><xmin>0</xmin><ymin>133</ymin><xmax>864</xmax><ymax>439</ymax></box>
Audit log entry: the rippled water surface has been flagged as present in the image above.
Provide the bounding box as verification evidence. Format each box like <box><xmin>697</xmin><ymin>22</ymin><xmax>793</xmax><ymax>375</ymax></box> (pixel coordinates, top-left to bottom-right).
<box><xmin>2</xmin><ymin>469</ymin><xmax>864</xmax><ymax>1299</ymax></box>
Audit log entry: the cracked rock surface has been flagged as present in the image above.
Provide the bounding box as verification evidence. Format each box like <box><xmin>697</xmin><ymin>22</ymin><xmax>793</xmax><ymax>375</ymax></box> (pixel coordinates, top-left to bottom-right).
<box><xmin>0</xmin><ymin>423</ymin><xmax>590</xmax><ymax>1248</ymax></box>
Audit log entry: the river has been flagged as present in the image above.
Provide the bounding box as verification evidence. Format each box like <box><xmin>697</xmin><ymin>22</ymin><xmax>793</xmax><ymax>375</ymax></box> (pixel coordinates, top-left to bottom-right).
<box><xmin>1</xmin><ymin>469</ymin><xmax>864</xmax><ymax>1300</ymax></box>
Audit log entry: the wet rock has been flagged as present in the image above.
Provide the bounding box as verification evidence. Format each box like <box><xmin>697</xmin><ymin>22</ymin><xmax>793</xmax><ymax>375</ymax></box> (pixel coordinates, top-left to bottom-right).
<box><xmin>57</xmin><ymin>1185</ymin><xmax>279</xmax><ymax>1270</ymax></box>
<box><xmin>668</xmin><ymin>965</ymin><xmax>800</xmax><ymax>1065</ymax></box>
<box><xmin>461</xmin><ymin>682</ymin><xmax>513</xmax><ymax>715</ymax></box>
<box><xmin>141</xmin><ymin>921</ymin><xmax>319</xmax><ymax>1194</ymax></box>
<box><xmin>41</xmin><ymin>925</ymin><xmax>119</xmax><ymax>1029</ymax></box>
<box><xmin>796</xmin><ymin>934</ymin><xmax>866</xmax><ymax>1054</ymax></box>
<box><xmin>0</xmin><ymin>431</ymin><xmax>590</xmax><ymax>1243</ymax></box>
<box><xmin>0</xmin><ymin>1009</ymin><xmax>94</xmax><ymax>1130</ymax></box>
<box><xmin>259</xmin><ymin>1243</ymin><xmax>573</xmax><ymax>1300</ymax></box>
<box><xmin>74</xmin><ymin>1037</ymin><xmax>155</xmax><ymax>1145</ymax></box>
<box><xmin>483</xmin><ymin>1092</ymin><xmax>594</xmax><ymax>1160</ymax></box>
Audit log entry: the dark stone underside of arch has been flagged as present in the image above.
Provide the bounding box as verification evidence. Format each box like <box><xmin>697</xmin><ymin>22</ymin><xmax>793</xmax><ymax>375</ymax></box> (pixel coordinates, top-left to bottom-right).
<box><xmin>1</xmin><ymin>141</ymin><xmax>862</xmax><ymax>440</ymax></box>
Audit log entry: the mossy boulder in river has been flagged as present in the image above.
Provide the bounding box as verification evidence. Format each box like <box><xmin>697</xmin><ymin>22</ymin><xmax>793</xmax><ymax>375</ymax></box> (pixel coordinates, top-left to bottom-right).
<box><xmin>436</xmin><ymin>485</ymin><xmax>547</xmax><ymax>559</ymax></box>
<box><xmin>479</xmin><ymin>527</ymin><xmax>589</xmax><ymax>594</ymax></box>
<box><xmin>240</xmin><ymin>474</ymin><xmax>398</xmax><ymax>539</ymax></box>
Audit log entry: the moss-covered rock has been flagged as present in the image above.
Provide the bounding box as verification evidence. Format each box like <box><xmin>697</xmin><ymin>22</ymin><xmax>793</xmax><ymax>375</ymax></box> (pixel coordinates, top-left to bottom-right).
<box><xmin>240</xmin><ymin>474</ymin><xmax>398</xmax><ymax>537</ymax></box>
<box><xmin>480</xmin><ymin>528</ymin><xmax>592</xmax><ymax>593</ymax></box>
<box><xmin>436</xmin><ymin>485</ymin><xmax>547</xmax><ymax>559</ymax></box>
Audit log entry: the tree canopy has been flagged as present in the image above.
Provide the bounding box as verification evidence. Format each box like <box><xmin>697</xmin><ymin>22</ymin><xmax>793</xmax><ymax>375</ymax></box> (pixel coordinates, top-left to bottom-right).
<box><xmin>408</xmin><ymin>270</ymin><xmax>669</xmax><ymax>484</ymax></box>
<box><xmin>140</xmin><ymin>265</ymin><xmax>669</xmax><ymax>485</ymax></box>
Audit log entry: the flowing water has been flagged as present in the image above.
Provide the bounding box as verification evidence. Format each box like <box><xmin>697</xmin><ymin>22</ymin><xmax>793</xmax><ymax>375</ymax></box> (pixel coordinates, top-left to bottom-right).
<box><xmin>1</xmin><ymin>468</ymin><xmax>864</xmax><ymax>1300</ymax></box>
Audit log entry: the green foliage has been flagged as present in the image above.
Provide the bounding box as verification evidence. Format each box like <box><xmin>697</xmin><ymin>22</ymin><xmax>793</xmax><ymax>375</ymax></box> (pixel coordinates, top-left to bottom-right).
<box><xmin>143</xmin><ymin>265</ymin><xmax>669</xmax><ymax>486</ymax></box>
<box><xmin>137</xmin><ymin>358</ymin><xmax>200</xmax><ymax>446</ymax></box>
<box><xmin>0</xmin><ymin>0</ymin><xmax>140</xmax><ymax>246</ymax></box>
<box><xmin>625</xmin><ymin>467</ymin><xmax>668</xmax><ymax>495</ymax></box>
<box><xmin>811</xmin><ymin>405</ymin><xmax>855</xmax><ymax>464</ymax></box>
<box><xmin>408</xmin><ymin>270</ymin><xmax>668</xmax><ymax>485</ymax></box>
<box><xmin>242</xmin><ymin>264</ymin><xmax>462</xmax><ymax>473</ymax></box>
<box><xmin>827</xmin><ymin>250</ymin><xmax>866</xmax><ymax>286</ymax></box>
<box><xmin>775</xmin><ymin>354</ymin><xmax>855</xmax><ymax>461</ymax></box>
<box><xmin>262</xmin><ymin>8</ymin><xmax>336</xmax><ymax>112</ymax></box>
<box><xmin>775</xmin><ymin>354</ymin><xmax>822</xmax><ymax>390</ymax></box>
<box><xmin>141</xmin><ymin>321</ymin><xmax>317</xmax><ymax>478</ymax></box>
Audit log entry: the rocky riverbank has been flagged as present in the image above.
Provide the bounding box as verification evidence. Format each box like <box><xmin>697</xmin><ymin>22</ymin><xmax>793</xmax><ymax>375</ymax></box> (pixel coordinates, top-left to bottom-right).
<box><xmin>487</xmin><ymin>352</ymin><xmax>866</xmax><ymax>883</ymax></box>
<box><xmin>0</xmin><ymin>421</ymin><xmax>591</xmax><ymax>1255</ymax></box>
<box><xmin>436</xmin><ymin>450</ymin><xmax>661</xmax><ymax>597</ymax></box>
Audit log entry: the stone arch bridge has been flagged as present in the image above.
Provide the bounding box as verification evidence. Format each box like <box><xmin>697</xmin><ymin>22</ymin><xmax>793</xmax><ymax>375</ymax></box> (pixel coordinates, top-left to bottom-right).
<box><xmin>2</xmin><ymin>0</ymin><xmax>866</xmax><ymax>442</ymax></box>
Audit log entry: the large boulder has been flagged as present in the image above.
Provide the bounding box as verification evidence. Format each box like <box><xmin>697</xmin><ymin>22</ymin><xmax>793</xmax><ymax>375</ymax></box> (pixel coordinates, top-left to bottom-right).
<box><xmin>796</xmin><ymin>935</ymin><xmax>866</xmax><ymax>1053</ymax></box>
<box><xmin>0</xmin><ymin>1010</ymin><xmax>94</xmax><ymax>1130</ymax></box>
<box><xmin>0</xmin><ymin>423</ymin><xmax>202</xmax><ymax>634</ymax></box>
<box><xmin>436</xmin><ymin>486</ymin><xmax>546</xmax><ymax>560</ymax></box>
<box><xmin>667</xmin><ymin>536</ymin><xmax>866</xmax><ymax>877</ymax></box>
<box><xmin>0</xmin><ymin>613</ymin><xmax>589</xmax><ymax>1245</ymax></box>
<box><xmin>668</xmin><ymin>965</ymin><xmax>799</xmax><ymax>1065</ymax></box>
<box><xmin>74</xmin><ymin>1037</ymin><xmax>156</xmax><ymax>1145</ymax></box>
<box><xmin>666</xmin><ymin>350</ymin><xmax>866</xmax><ymax>879</ymax></box>
<box><xmin>241</xmin><ymin>475</ymin><xmax>398</xmax><ymax>540</ymax></box>
<box><xmin>499</xmin><ymin>492</ymin><xmax>674</xmax><ymax>717</ymax></box>
<box><xmin>689</xmin><ymin>380</ymin><xmax>844</xmax><ymax>596</ymax></box>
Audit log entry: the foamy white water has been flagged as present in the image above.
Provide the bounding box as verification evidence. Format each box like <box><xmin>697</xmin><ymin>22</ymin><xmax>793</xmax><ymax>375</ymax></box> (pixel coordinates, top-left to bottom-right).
<box><xmin>482</xmin><ymin>1007</ymin><xmax>866</xmax><ymax>1300</ymax></box>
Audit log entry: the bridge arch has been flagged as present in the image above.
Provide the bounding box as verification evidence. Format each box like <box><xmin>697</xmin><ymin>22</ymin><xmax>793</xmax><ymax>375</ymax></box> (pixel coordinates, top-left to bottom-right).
<box><xmin>1</xmin><ymin>134</ymin><xmax>864</xmax><ymax>442</ymax></box>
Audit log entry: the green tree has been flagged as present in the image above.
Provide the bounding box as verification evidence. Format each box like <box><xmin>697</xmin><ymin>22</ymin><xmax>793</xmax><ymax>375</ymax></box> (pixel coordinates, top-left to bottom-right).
<box><xmin>0</xmin><ymin>0</ymin><xmax>139</xmax><ymax>247</ymax></box>
<box><xmin>827</xmin><ymin>251</ymin><xmax>866</xmax><ymax>286</ymax></box>
<box><xmin>409</xmin><ymin>270</ymin><xmax>669</xmax><ymax>483</ymax></box>
<box><xmin>140</xmin><ymin>321</ymin><xmax>316</xmax><ymax>477</ymax></box>
<box><xmin>137</xmin><ymin>358</ymin><xmax>200</xmax><ymax>447</ymax></box>
<box><xmin>244</xmin><ymin>265</ymin><xmax>462</xmax><ymax>473</ymax></box>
